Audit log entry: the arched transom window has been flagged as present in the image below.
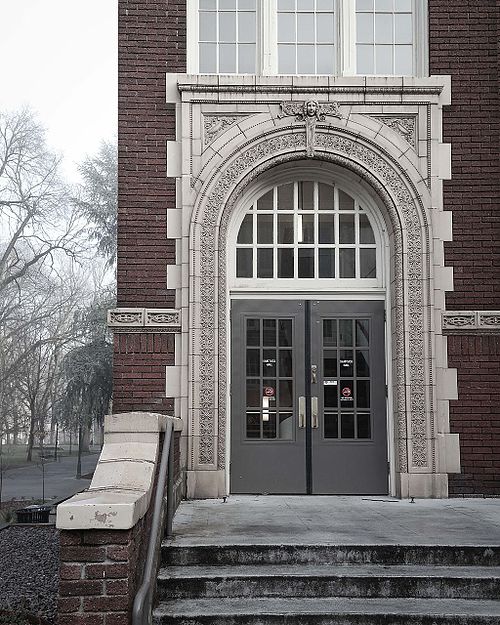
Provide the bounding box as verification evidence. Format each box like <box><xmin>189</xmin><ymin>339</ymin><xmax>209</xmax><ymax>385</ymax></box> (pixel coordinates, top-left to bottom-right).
<box><xmin>235</xmin><ymin>181</ymin><xmax>378</xmax><ymax>281</ymax></box>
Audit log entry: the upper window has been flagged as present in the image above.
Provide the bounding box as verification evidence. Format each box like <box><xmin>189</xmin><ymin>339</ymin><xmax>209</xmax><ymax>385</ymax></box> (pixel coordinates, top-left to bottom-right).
<box><xmin>235</xmin><ymin>181</ymin><xmax>378</xmax><ymax>282</ymax></box>
<box><xmin>192</xmin><ymin>0</ymin><xmax>426</xmax><ymax>76</ymax></box>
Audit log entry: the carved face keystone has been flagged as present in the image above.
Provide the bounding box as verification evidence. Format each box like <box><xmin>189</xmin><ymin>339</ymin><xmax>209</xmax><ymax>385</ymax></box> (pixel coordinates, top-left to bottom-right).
<box><xmin>305</xmin><ymin>100</ymin><xmax>318</xmax><ymax>116</ymax></box>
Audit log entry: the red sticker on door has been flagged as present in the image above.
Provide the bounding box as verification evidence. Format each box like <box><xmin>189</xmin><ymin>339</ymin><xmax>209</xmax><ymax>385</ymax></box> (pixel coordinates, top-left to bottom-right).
<box><xmin>264</xmin><ymin>386</ymin><xmax>275</xmax><ymax>397</ymax></box>
<box><xmin>341</xmin><ymin>387</ymin><xmax>352</xmax><ymax>397</ymax></box>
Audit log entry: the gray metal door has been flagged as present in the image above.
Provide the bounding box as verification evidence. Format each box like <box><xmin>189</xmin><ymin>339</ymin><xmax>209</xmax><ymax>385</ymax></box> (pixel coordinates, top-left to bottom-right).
<box><xmin>230</xmin><ymin>300</ymin><xmax>387</xmax><ymax>495</ymax></box>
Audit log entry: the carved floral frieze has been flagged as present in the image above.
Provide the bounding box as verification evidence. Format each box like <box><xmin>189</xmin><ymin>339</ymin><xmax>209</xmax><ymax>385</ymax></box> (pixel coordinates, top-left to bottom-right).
<box><xmin>370</xmin><ymin>115</ymin><xmax>417</xmax><ymax>148</ymax></box>
<box><xmin>108</xmin><ymin>308</ymin><xmax>181</xmax><ymax>333</ymax></box>
<box><xmin>443</xmin><ymin>311</ymin><xmax>500</xmax><ymax>332</ymax></box>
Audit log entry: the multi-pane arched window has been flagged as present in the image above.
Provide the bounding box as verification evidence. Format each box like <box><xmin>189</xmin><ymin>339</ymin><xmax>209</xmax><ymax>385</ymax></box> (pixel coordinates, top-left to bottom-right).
<box><xmin>235</xmin><ymin>181</ymin><xmax>378</xmax><ymax>281</ymax></box>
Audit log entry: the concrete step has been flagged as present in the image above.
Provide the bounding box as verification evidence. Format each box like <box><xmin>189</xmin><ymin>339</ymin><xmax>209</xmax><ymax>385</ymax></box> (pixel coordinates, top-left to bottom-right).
<box><xmin>162</xmin><ymin>543</ymin><xmax>500</xmax><ymax>567</ymax></box>
<box><xmin>152</xmin><ymin>597</ymin><xmax>500</xmax><ymax>625</ymax></box>
<box><xmin>157</xmin><ymin>563</ymin><xmax>500</xmax><ymax>600</ymax></box>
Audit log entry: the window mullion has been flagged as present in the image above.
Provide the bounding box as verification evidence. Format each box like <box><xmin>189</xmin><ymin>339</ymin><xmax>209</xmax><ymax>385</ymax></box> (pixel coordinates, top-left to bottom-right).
<box><xmin>262</xmin><ymin>0</ymin><xmax>277</xmax><ymax>75</ymax></box>
<box><xmin>341</xmin><ymin>0</ymin><xmax>356</xmax><ymax>76</ymax></box>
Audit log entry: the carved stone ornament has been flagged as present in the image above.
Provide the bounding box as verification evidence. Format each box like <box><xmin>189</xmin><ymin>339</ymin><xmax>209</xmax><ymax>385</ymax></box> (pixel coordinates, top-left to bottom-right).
<box><xmin>278</xmin><ymin>100</ymin><xmax>342</xmax><ymax>157</ymax></box>
<box><xmin>479</xmin><ymin>313</ymin><xmax>500</xmax><ymax>328</ymax></box>
<box><xmin>442</xmin><ymin>313</ymin><xmax>476</xmax><ymax>329</ymax></box>
<box><xmin>203</xmin><ymin>115</ymin><xmax>240</xmax><ymax>147</ymax></box>
<box><xmin>442</xmin><ymin>311</ymin><xmax>500</xmax><ymax>332</ymax></box>
<box><xmin>375</xmin><ymin>116</ymin><xmax>417</xmax><ymax>148</ymax></box>
<box><xmin>108</xmin><ymin>308</ymin><xmax>181</xmax><ymax>333</ymax></box>
<box><xmin>190</xmin><ymin>126</ymin><xmax>433</xmax><ymax>473</ymax></box>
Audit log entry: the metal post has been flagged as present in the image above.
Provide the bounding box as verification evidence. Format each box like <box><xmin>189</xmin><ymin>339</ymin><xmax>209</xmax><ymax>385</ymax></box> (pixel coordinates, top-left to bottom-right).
<box><xmin>166</xmin><ymin>431</ymin><xmax>175</xmax><ymax>539</ymax></box>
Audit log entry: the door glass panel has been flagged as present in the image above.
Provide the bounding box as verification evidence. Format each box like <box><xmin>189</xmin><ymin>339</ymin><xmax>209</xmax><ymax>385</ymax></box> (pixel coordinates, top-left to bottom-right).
<box><xmin>279</xmin><ymin>412</ymin><xmax>294</xmax><ymax>440</ymax></box>
<box><xmin>356</xmin><ymin>319</ymin><xmax>370</xmax><ymax>346</ymax></box>
<box><xmin>339</xmin><ymin>350</ymin><xmax>354</xmax><ymax>377</ymax></box>
<box><xmin>246</xmin><ymin>349</ymin><xmax>260</xmax><ymax>376</ymax></box>
<box><xmin>279</xmin><ymin>379</ymin><xmax>293</xmax><ymax>407</ymax></box>
<box><xmin>357</xmin><ymin>412</ymin><xmax>371</xmax><ymax>438</ymax></box>
<box><xmin>279</xmin><ymin>319</ymin><xmax>293</xmax><ymax>346</ymax></box>
<box><xmin>246</xmin><ymin>379</ymin><xmax>260</xmax><ymax>406</ymax></box>
<box><xmin>263</xmin><ymin>411</ymin><xmax>277</xmax><ymax>438</ymax></box>
<box><xmin>246</xmin><ymin>411</ymin><xmax>260</xmax><ymax>438</ymax></box>
<box><xmin>247</xmin><ymin>318</ymin><xmax>260</xmax><ymax>345</ymax></box>
<box><xmin>323</xmin><ymin>319</ymin><xmax>337</xmax><ymax>346</ymax></box>
<box><xmin>356</xmin><ymin>350</ymin><xmax>370</xmax><ymax>377</ymax></box>
<box><xmin>279</xmin><ymin>350</ymin><xmax>293</xmax><ymax>377</ymax></box>
<box><xmin>323</xmin><ymin>351</ymin><xmax>337</xmax><ymax>377</ymax></box>
<box><xmin>263</xmin><ymin>349</ymin><xmax>277</xmax><ymax>377</ymax></box>
<box><xmin>263</xmin><ymin>319</ymin><xmax>277</xmax><ymax>345</ymax></box>
<box><xmin>341</xmin><ymin>413</ymin><xmax>355</xmax><ymax>438</ymax></box>
<box><xmin>324</xmin><ymin>412</ymin><xmax>338</xmax><ymax>438</ymax></box>
<box><xmin>357</xmin><ymin>380</ymin><xmax>370</xmax><ymax>408</ymax></box>
<box><xmin>324</xmin><ymin>383</ymin><xmax>338</xmax><ymax>407</ymax></box>
<box><xmin>339</xmin><ymin>319</ymin><xmax>353</xmax><ymax>346</ymax></box>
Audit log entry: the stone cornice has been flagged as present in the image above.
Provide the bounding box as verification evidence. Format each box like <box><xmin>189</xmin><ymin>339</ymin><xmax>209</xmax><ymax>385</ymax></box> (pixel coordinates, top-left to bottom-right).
<box><xmin>443</xmin><ymin>311</ymin><xmax>500</xmax><ymax>333</ymax></box>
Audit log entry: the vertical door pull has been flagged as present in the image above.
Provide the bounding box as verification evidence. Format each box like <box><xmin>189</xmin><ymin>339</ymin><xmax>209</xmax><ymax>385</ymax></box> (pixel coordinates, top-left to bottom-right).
<box><xmin>311</xmin><ymin>364</ymin><xmax>318</xmax><ymax>384</ymax></box>
<box><xmin>311</xmin><ymin>396</ymin><xmax>319</xmax><ymax>428</ymax></box>
<box><xmin>298</xmin><ymin>396</ymin><xmax>306</xmax><ymax>428</ymax></box>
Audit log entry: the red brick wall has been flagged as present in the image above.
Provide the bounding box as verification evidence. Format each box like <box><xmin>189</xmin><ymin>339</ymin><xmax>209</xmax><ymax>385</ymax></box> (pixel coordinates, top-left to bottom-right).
<box><xmin>116</xmin><ymin>0</ymin><xmax>187</xmax><ymax>412</ymax></box>
<box><xmin>447</xmin><ymin>334</ymin><xmax>500</xmax><ymax>495</ymax></box>
<box><xmin>429</xmin><ymin>0</ymin><xmax>500</xmax><ymax>310</ymax></box>
<box><xmin>113</xmin><ymin>333</ymin><xmax>175</xmax><ymax>414</ymax></box>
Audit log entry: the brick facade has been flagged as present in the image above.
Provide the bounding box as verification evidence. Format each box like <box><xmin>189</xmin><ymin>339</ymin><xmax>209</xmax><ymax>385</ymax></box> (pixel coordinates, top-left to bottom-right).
<box><xmin>429</xmin><ymin>1</ymin><xmax>500</xmax><ymax>494</ymax></box>
<box><xmin>115</xmin><ymin>0</ymin><xmax>187</xmax><ymax>413</ymax></box>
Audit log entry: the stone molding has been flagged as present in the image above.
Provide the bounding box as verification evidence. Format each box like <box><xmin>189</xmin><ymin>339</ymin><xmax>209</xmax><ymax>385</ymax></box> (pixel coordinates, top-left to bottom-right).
<box><xmin>203</xmin><ymin>114</ymin><xmax>246</xmax><ymax>147</ymax></box>
<box><xmin>368</xmin><ymin>115</ymin><xmax>417</xmax><ymax>148</ymax></box>
<box><xmin>108</xmin><ymin>308</ymin><xmax>181</xmax><ymax>332</ymax></box>
<box><xmin>443</xmin><ymin>311</ymin><xmax>500</xmax><ymax>332</ymax></box>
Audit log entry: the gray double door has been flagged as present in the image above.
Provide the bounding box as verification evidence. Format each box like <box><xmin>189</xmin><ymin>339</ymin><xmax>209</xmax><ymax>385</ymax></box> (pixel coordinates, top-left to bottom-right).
<box><xmin>230</xmin><ymin>300</ymin><xmax>388</xmax><ymax>495</ymax></box>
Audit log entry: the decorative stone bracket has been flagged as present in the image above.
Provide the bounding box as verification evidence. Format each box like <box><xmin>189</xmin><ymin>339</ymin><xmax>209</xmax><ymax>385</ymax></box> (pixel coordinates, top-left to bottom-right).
<box><xmin>443</xmin><ymin>311</ymin><xmax>500</xmax><ymax>332</ymax></box>
<box><xmin>108</xmin><ymin>308</ymin><xmax>181</xmax><ymax>333</ymax></box>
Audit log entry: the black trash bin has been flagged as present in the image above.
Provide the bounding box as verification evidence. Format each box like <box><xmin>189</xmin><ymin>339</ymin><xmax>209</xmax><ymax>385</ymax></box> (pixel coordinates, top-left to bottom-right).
<box><xmin>15</xmin><ymin>505</ymin><xmax>52</xmax><ymax>524</ymax></box>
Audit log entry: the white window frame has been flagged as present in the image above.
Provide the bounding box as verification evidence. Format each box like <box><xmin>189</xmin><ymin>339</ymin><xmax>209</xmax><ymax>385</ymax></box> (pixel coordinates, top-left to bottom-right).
<box><xmin>187</xmin><ymin>0</ymin><xmax>428</xmax><ymax>77</ymax></box>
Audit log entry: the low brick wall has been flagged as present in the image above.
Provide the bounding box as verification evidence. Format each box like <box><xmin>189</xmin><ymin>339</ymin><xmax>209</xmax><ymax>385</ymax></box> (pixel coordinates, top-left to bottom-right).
<box><xmin>58</xmin><ymin>521</ymin><xmax>145</xmax><ymax>625</ymax></box>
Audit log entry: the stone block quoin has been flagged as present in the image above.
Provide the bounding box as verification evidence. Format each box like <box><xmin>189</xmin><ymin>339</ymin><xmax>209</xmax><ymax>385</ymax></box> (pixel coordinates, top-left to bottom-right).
<box><xmin>447</xmin><ymin>334</ymin><xmax>500</xmax><ymax>496</ymax></box>
<box><xmin>429</xmin><ymin>0</ymin><xmax>500</xmax><ymax>310</ymax></box>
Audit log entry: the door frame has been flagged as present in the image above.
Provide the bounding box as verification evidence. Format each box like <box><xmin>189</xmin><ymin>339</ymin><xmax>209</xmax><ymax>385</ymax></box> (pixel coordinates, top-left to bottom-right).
<box><xmin>227</xmin><ymin>289</ymin><xmax>395</xmax><ymax>495</ymax></box>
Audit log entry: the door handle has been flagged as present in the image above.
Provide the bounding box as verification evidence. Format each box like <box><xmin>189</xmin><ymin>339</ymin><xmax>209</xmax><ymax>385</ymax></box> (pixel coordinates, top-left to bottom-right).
<box><xmin>311</xmin><ymin>396</ymin><xmax>319</xmax><ymax>429</ymax></box>
<box><xmin>298</xmin><ymin>396</ymin><xmax>306</xmax><ymax>428</ymax></box>
<box><xmin>311</xmin><ymin>364</ymin><xmax>318</xmax><ymax>384</ymax></box>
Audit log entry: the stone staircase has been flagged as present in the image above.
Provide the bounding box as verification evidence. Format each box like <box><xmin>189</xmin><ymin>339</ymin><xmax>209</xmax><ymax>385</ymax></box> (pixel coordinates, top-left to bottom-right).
<box><xmin>153</xmin><ymin>543</ymin><xmax>500</xmax><ymax>624</ymax></box>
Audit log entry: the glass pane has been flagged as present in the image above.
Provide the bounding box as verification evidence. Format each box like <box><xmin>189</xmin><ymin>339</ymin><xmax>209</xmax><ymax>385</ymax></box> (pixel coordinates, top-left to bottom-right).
<box><xmin>375</xmin><ymin>0</ymin><xmax>393</xmax><ymax>10</ymax></box>
<box><xmin>375</xmin><ymin>13</ymin><xmax>393</xmax><ymax>44</ymax></box>
<box><xmin>319</xmin><ymin>183</ymin><xmax>334</xmax><ymax>210</ymax></box>
<box><xmin>395</xmin><ymin>0</ymin><xmax>412</xmax><ymax>11</ymax></box>
<box><xmin>279</xmin><ymin>319</ymin><xmax>293</xmax><ymax>346</ymax></box>
<box><xmin>339</xmin><ymin>349</ymin><xmax>354</xmax><ymax>377</ymax></box>
<box><xmin>297</xmin><ymin>13</ymin><xmax>315</xmax><ymax>43</ymax></box>
<box><xmin>341</xmin><ymin>413</ymin><xmax>355</xmax><ymax>438</ymax></box>
<box><xmin>263</xmin><ymin>411</ymin><xmax>276</xmax><ymax>438</ymax></box>
<box><xmin>323</xmin><ymin>319</ymin><xmax>337</xmax><ymax>346</ymax></box>
<box><xmin>279</xmin><ymin>380</ymin><xmax>293</xmax><ymax>407</ymax></box>
<box><xmin>297</xmin><ymin>0</ymin><xmax>314</xmax><ymax>9</ymax></box>
<box><xmin>263</xmin><ymin>319</ymin><xmax>277</xmax><ymax>346</ymax></box>
<box><xmin>239</xmin><ymin>12</ymin><xmax>256</xmax><ymax>42</ymax></box>
<box><xmin>237</xmin><ymin>214</ymin><xmax>253</xmax><ymax>243</ymax></box>
<box><xmin>357</xmin><ymin>413</ymin><xmax>371</xmax><ymax>439</ymax></box>
<box><xmin>279</xmin><ymin>350</ymin><xmax>293</xmax><ymax>377</ymax></box>
<box><xmin>357</xmin><ymin>13</ymin><xmax>373</xmax><ymax>43</ymax></box>
<box><xmin>199</xmin><ymin>43</ymin><xmax>217</xmax><ymax>72</ymax></box>
<box><xmin>220</xmin><ymin>0</ymin><xmax>236</xmax><ymax>7</ymax></box>
<box><xmin>199</xmin><ymin>11</ymin><xmax>217</xmax><ymax>40</ymax></box>
<box><xmin>317</xmin><ymin>0</ymin><xmax>335</xmax><ymax>9</ymax></box>
<box><xmin>278</xmin><ymin>12</ymin><xmax>296</xmax><ymax>42</ymax></box>
<box><xmin>240</xmin><ymin>0</ymin><xmax>256</xmax><ymax>8</ymax></box>
<box><xmin>317</xmin><ymin>45</ymin><xmax>335</xmax><ymax>74</ymax></box>
<box><xmin>237</xmin><ymin>248</ymin><xmax>253</xmax><ymax>277</ymax></box>
<box><xmin>278</xmin><ymin>248</ymin><xmax>294</xmax><ymax>278</ymax></box>
<box><xmin>356</xmin><ymin>0</ymin><xmax>373</xmax><ymax>9</ymax></box>
<box><xmin>323</xmin><ymin>352</ymin><xmax>337</xmax><ymax>377</ymax></box>
<box><xmin>324</xmin><ymin>413</ymin><xmax>339</xmax><ymax>438</ymax></box>
<box><xmin>340</xmin><ymin>380</ymin><xmax>354</xmax><ymax>405</ymax></box>
<box><xmin>220</xmin><ymin>43</ymin><xmax>237</xmax><ymax>73</ymax></box>
<box><xmin>279</xmin><ymin>44</ymin><xmax>296</xmax><ymax>73</ymax></box>
<box><xmin>356</xmin><ymin>44</ymin><xmax>374</xmax><ymax>74</ymax></box>
<box><xmin>355</xmin><ymin>319</ymin><xmax>369</xmax><ymax>346</ymax></box>
<box><xmin>375</xmin><ymin>44</ymin><xmax>393</xmax><ymax>74</ymax></box>
<box><xmin>339</xmin><ymin>248</ymin><xmax>355</xmax><ymax>277</ymax></box>
<box><xmin>360</xmin><ymin>248</ymin><xmax>377</xmax><ymax>278</ymax></box>
<box><xmin>357</xmin><ymin>380</ymin><xmax>370</xmax><ymax>408</ymax></box>
<box><xmin>339</xmin><ymin>214</ymin><xmax>355</xmax><ymax>243</ymax></box>
<box><xmin>219</xmin><ymin>12</ymin><xmax>236</xmax><ymax>42</ymax></box>
<box><xmin>395</xmin><ymin>13</ymin><xmax>412</xmax><ymax>44</ymax></box>
<box><xmin>246</xmin><ymin>349</ymin><xmax>260</xmax><ymax>376</ymax></box>
<box><xmin>356</xmin><ymin>350</ymin><xmax>370</xmax><ymax>377</ymax></box>
<box><xmin>297</xmin><ymin>45</ymin><xmax>315</xmax><ymax>73</ymax></box>
<box><xmin>279</xmin><ymin>412</ymin><xmax>293</xmax><ymax>440</ymax></box>
<box><xmin>246</xmin><ymin>379</ymin><xmax>260</xmax><ymax>406</ymax></box>
<box><xmin>262</xmin><ymin>348</ymin><xmax>277</xmax><ymax>377</ymax></box>
<box><xmin>359</xmin><ymin>214</ymin><xmax>375</xmax><ymax>243</ymax></box>
<box><xmin>238</xmin><ymin>44</ymin><xmax>256</xmax><ymax>72</ymax></box>
<box><xmin>324</xmin><ymin>384</ymin><xmax>338</xmax><ymax>408</ymax></box>
<box><xmin>298</xmin><ymin>214</ymin><xmax>314</xmax><ymax>244</ymax></box>
<box><xmin>257</xmin><ymin>214</ymin><xmax>273</xmax><ymax>244</ymax></box>
<box><xmin>298</xmin><ymin>181</ymin><xmax>314</xmax><ymax>210</ymax></box>
<box><xmin>257</xmin><ymin>189</ymin><xmax>274</xmax><ymax>211</ymax></box>
<box><xmin>278</xmin><ymin>183</ymin><xmax>294</xmax><ymax>210</ymax></box>
<box><xmin>317</xmin><ymin>13</ymin><xmax>334</xmax><ymax>43</ymax></box>
<box><xmin>339</xmin><ymin>319</ymin><xmax>353</xmax><ymax>346</ymax></box>
<box><xmin>246</xmin><ymin>411</ymin><xmax>260</xmax><ymax>438</ymax></box>
<box><xmin>246</xmin><ymin>318</ymin><xmax>260</xmax><ymax>345</ymax></box>
<box><xmin>338</xmin><ymin>189</ymin><xmax>355</xmax><ymax>211</ymax></box>
<box><xmin>200</xmin><ymin>0</ymin><xmax>216</xmax><ymax>8</ymax></box>
<box><xmin>319</xmin><ymin>214</ymin><xmax>335</xmax><ymax>243</ymax></box>
<box><xmin>394</xmin><ymin>45</ymin><xmax>413</xmax><ymax>75</ymax></box>
<box><xmin>319</xmin><ymin>248</ymin><xmax>335</xmax><ymax>278</ymax></box>
<box><xmin>257</xmin><ymin>248</ymin><xmax>273</xmax><ymax>278</ymax></box>
<box><xmin>298</xmin><ymin>248</ymin><xmax>314</xmax><ymax>278</ymax></box>
<box><xmin>278</xmin><ymin>214</ymin><xmax>294</xmax><ymax>243</ymax></box>
<box><xmin>278</xmin><ymin>0</ymin><xmax>295</xmax><ymax>9</ymax></box>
